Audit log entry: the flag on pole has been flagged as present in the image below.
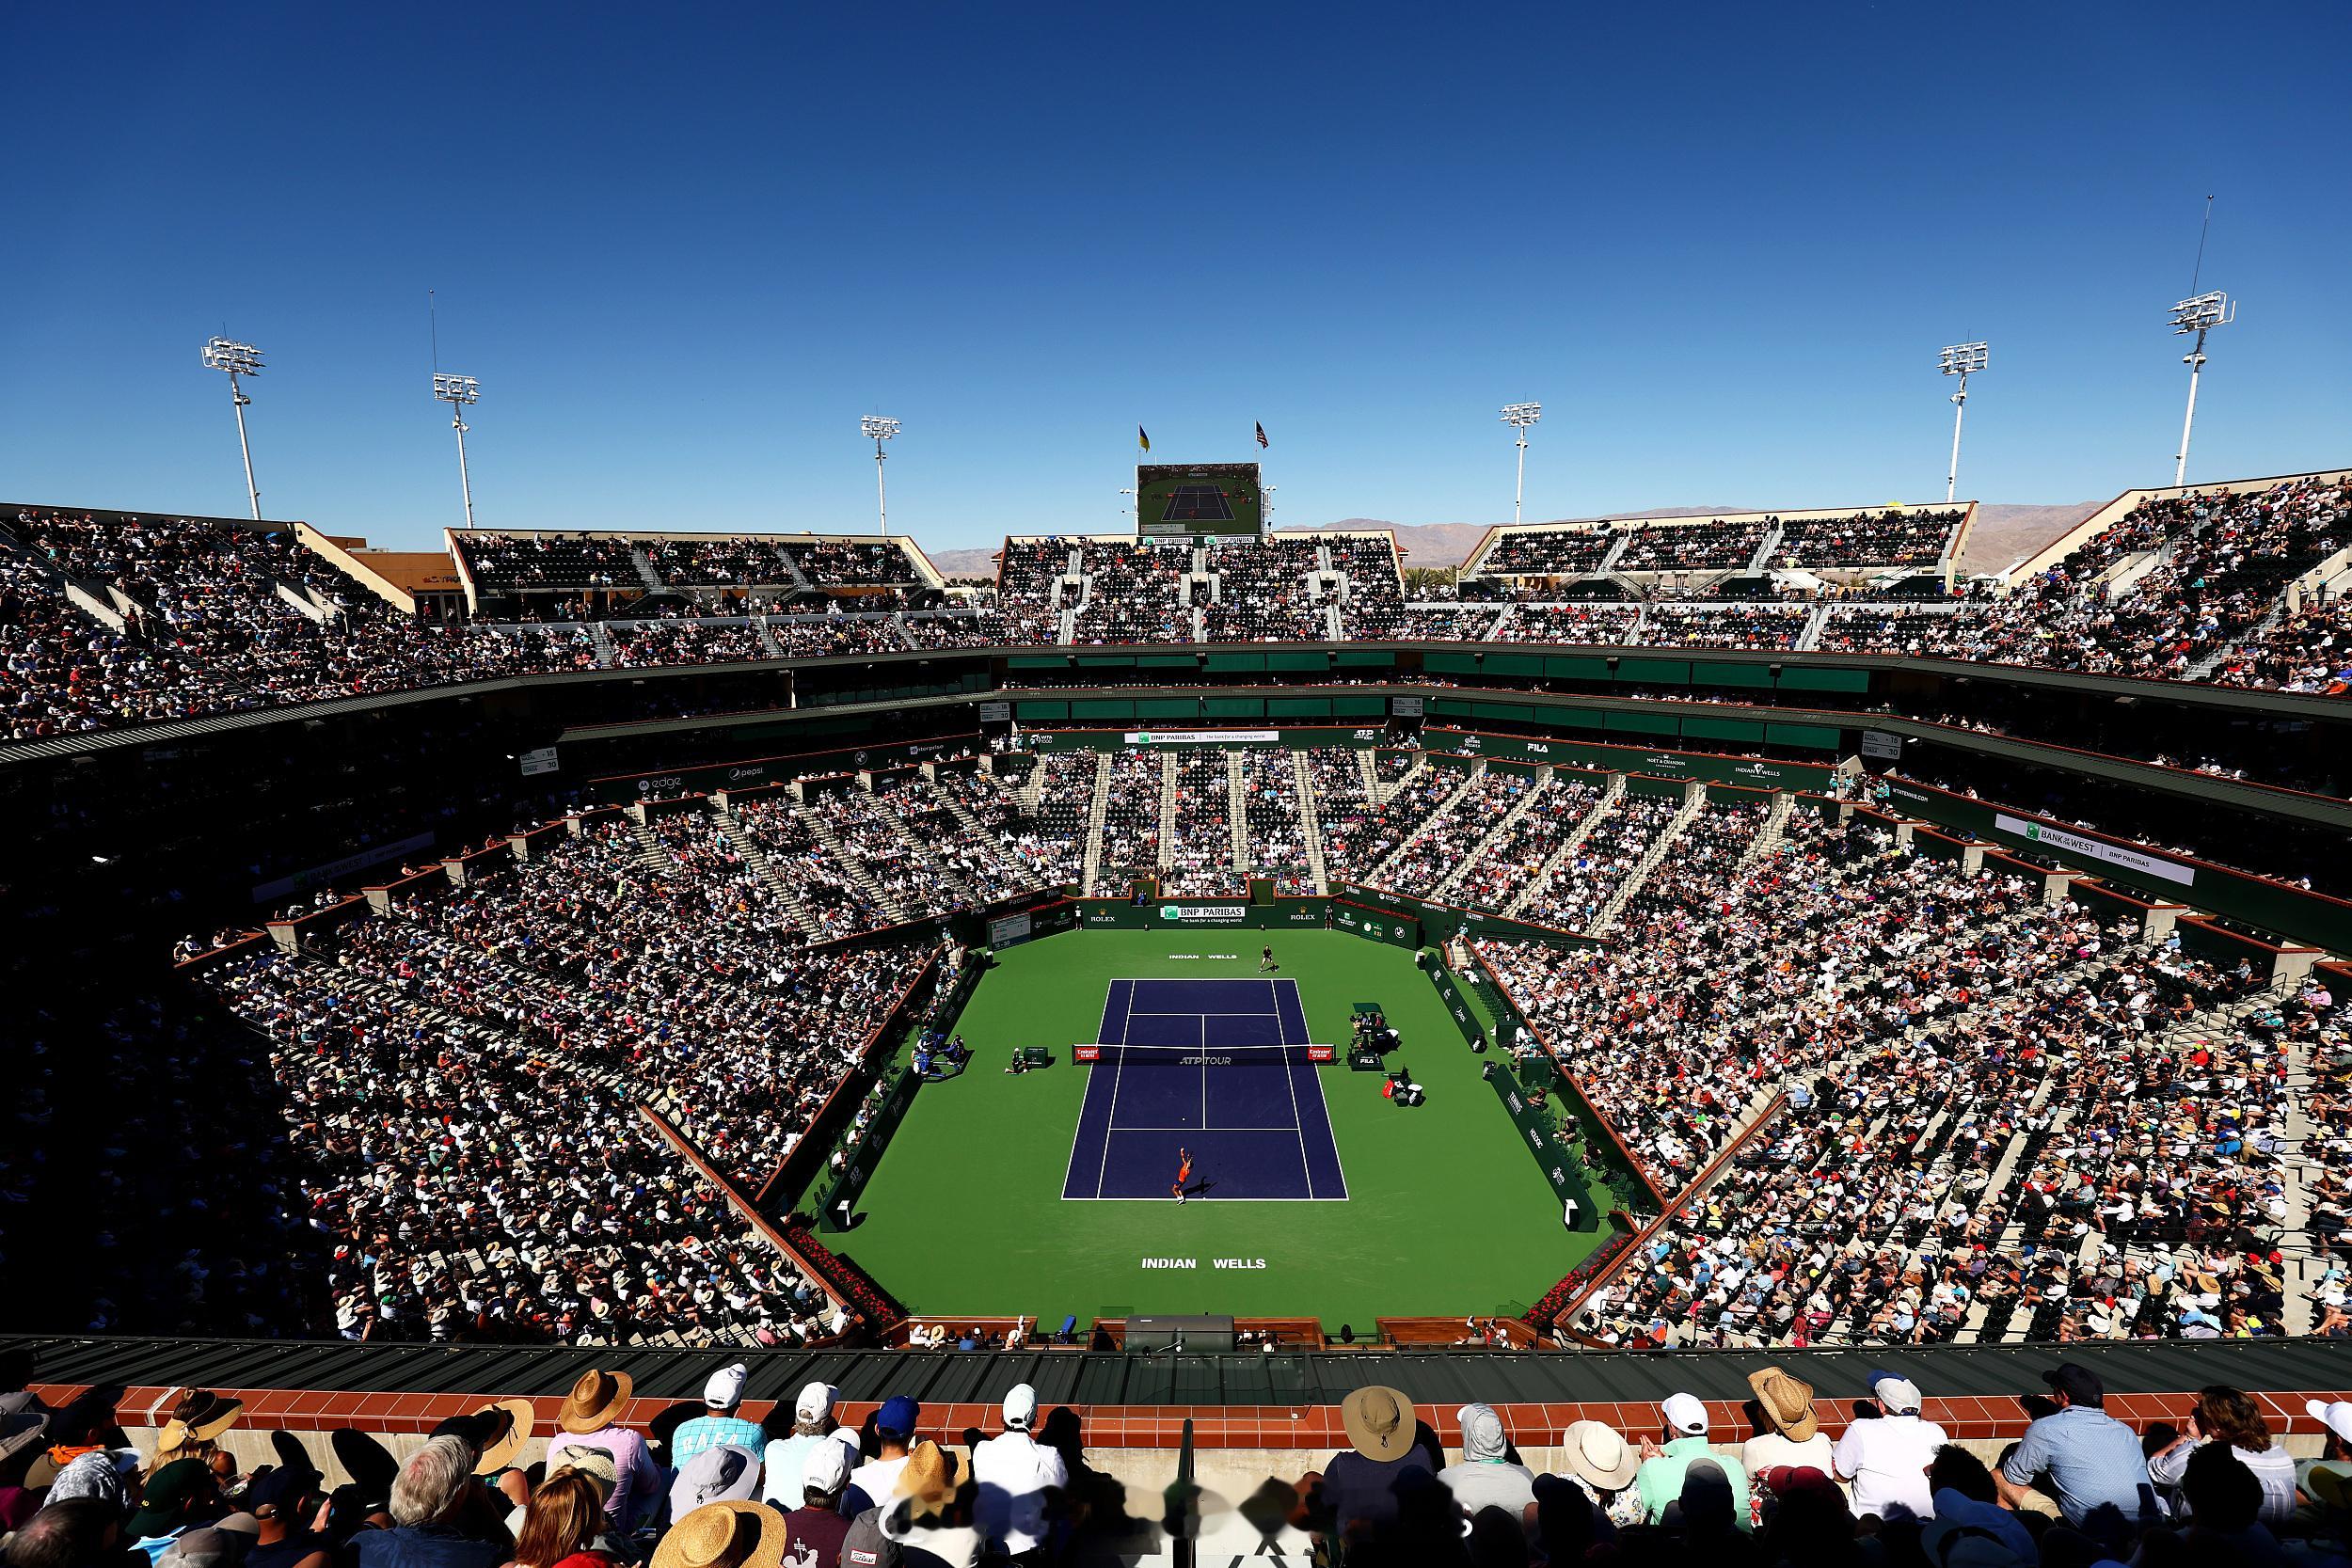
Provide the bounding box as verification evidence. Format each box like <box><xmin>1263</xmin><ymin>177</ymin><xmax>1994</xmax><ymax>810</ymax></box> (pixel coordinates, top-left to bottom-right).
<box><xmin>1254</xmin><ymin>421</ymin><xmax>1269</xmax><ymax>449</ymax></box>
<box><xmin>1137</xmin><ymin>426</ymin><xmax>1151</xmax><ymax>453</ymax></box>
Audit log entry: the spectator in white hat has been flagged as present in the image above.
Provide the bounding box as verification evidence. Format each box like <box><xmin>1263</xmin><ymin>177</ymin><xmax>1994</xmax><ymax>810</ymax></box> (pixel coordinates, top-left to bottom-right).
<box><xmin>670</xmin><ymin>1365</ymin><xmax>762</xmax><ymax>1465</ymax></box>
<box><xmin>758</xmin><ymin>1383</ymin><xmax>859</xmax><ymax>1510</ymax></box>
<box><xmin>773</xmin><ymin>1439</ymin><xmax>852</xmax><ymax>1567</ymax></box>
<box><xmin>2299</xmin><ymin>1401</ymin><xmax>2352</xmax><ymax>1509</ymax></box>
<box><xmin>1832</xmin><ymin>1372</ymin><xmax>1947</xmax><ymax>1522</ymax></box>
<box><xmin>970</xmin><ymin>1384</ymin><xmax>1067</xmax><ymax>1562</ymax></box>
<box><xmin>1634</xmin><ymin>1393</ymin><xmax>1750</xmax><ymax>1529</ymax></box>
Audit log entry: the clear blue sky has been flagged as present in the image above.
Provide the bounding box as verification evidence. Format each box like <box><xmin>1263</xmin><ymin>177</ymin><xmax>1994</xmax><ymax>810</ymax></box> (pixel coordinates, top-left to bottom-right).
<box><xmin>5</xmin><ymin>2</ymin><xmax>2346</xmax><ymax>551</ymax></box>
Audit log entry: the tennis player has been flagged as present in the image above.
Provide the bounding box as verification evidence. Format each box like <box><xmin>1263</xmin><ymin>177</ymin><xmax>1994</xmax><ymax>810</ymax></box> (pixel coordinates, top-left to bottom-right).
<box><xmin>1173</xmin><ymin>1147</ymin><xmax>1193</xmax><ymax>1204</ymax></box>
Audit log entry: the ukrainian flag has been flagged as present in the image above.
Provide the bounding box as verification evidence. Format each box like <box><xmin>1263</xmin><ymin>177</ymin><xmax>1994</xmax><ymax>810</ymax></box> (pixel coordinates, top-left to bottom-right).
<box><xmin>1137</xmin><ymin>426</ymin><xmax>1151</xmax><ymax>453</ymax></box>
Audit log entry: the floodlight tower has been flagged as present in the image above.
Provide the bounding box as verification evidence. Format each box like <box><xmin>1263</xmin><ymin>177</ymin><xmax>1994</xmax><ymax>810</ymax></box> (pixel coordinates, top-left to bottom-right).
<box><xmin>200</xmin><ymin>337</ymin><xmax>266</xmax><ymax>519</ymax></box>
<box><xmin>1500</xmin><ymin>402</ymin><xmax>1542</xmax><ymax>525</ymax></box>
<box><xmin>861</xmin><ymin>416</ymin><xmax>900</xmax><ymax>535</ymax></box>
<box><xmin>433</xmin><ymin>374</ymin><xmax>482</xmax><ymax>529</ymax></box>
<box><xmin>2168</xmin><ymin>292</ymin><xmax>2234</xmax><ymax>487</ymax></box>
<box><xmin>1937</xmin><ymin>341</ymin><xmax>1988</xmax><ymax>504</ymax></box>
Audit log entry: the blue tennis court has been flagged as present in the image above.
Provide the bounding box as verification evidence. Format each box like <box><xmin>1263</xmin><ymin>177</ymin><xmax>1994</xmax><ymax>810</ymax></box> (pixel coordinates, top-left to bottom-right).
<box><xmin>1061</xmin><ymin>978</ymin><xmax>1348</xmax><ymax>1201</ymax></box>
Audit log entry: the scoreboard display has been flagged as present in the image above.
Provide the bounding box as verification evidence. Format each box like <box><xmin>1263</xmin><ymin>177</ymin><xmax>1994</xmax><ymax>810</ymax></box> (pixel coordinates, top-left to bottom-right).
<box><xmin>1136</xmin><ymin>462</ymin><xmax>1263</xmax><ymax>539</ymax></box>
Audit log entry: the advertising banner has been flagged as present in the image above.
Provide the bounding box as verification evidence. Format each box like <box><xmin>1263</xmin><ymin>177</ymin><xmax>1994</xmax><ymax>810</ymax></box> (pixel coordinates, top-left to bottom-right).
<box><xmin>1428</xmin><ymin>966</ymin><xmax>1486</xmax><ymax>1049</ymax></box>
<box><xmin>1424</xmin><ymin>728</ymin><xmax>1833</xmax><ymax>790</ymax></box>
<box><xmin>1120</xmin><ymin>729</ymin><xmax>1279</xmax><ymax>746</ymax></box>
<box><xmin>1484</xmin><ymin>1062</ymin><xmax>1599</xmax><ymax>1230</ymax></box>
<box><xmin>816</xmin><ymin>1068</ymin><xmax>920</xmax><ymax>1230</ymax></box>
<box><xmin>1993</xmin><ymin>813</ymin><xmax>2196</xmax><ymax>887</ymax></box>
<box><xmin>1333</xmin><ymin>901</ymin><xmax>1421</xmax><ymax>948</ymax></box>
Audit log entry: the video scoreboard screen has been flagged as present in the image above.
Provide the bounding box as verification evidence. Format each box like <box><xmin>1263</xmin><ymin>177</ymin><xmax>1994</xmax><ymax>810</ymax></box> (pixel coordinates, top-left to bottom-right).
<box><xmin>1136</xmin><ymin>462</ymin><xmax>1263</xmax><ymax>539</ymax></box>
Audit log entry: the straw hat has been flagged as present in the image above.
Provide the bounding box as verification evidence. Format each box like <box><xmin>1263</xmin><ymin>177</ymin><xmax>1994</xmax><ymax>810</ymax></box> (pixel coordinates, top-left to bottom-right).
<box><xmin>649</xmin><ymin>1501</ymin><xmax>787</xmax><ymax>1568</ymax></box>
<box><xmin>156</xmin><ymin>1390</ymin><xmax>244</xmax><ymax>1452</ymax></box>
<box><xmin>1339</xmin><ymin>1386</ymin><xmax>1419</xmax><ymax>1465</ymax></box>
<box><xmin>1746</xmin><ymin>1367</ymin><xmax>1820</xmax><ymax>1443</ymax></box>
<box><xmin>558</xmin><ymin>1369</ymin><xmax>632</xmax><ymax>1434</ymax></box>
<box><xmin>892</xmin><ymin>1440</ymin><xmax>959</xmax><ymax>1519</ymax></box>
<box><xmin>431</xmin><ymin>1398</ymin><xmax>534</xmax><ymax>1475</ymax></box>
<box><xmin>1557</xmin><ymin>1420</ymin><xmax>1639</xmax><ymax>1492</ymax></box>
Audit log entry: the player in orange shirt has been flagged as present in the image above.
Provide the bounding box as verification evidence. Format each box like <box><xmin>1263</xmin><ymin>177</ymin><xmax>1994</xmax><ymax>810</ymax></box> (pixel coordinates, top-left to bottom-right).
<box><xmin>1173</xmin><ymin>1148</ymin><xmax>1193</xmax><ymax>1204</ymax></box>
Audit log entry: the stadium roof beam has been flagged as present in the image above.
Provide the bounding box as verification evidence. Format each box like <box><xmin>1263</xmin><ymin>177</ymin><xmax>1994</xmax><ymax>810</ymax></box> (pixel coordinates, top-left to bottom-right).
<box><xmin>1499</xmin><ymin>402</ymin><xmax>1541</xmax><ymax>526</ymax></box>
<box><xmin>1938</xmin><ymin>341</ymin><xmax>1988</xmax><ymax>505</ymax></box>
<box><xmin>2169</xmin><ymin>291</ymin><xmax>2234</xmax><ymax>487</ymax></box>
<box><xmin>862</xmin><ymin>415</ymin><xmax>900</xmax><ymax>537</ymax></box>
<box><xmin>433</xmin><ymin>373</ymin><xmax>482</xmax><ymax>530</ymax></box>
<box><xmin>200</xmin><ymin>337</ymin><xmax>265</xmax><ymax>520</ymax></box>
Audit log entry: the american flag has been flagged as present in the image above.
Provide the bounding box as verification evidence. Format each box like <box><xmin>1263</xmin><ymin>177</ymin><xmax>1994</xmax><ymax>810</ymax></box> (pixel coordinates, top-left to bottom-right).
<box><xmin>1254</xmin><ymin>421</ymin><xmax>1269</xmax><ymax>449</ymax></box>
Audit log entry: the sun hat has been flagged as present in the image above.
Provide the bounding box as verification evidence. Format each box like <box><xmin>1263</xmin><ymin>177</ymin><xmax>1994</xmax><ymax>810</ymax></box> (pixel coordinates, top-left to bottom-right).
<box><xmin>2307</xmin><ymin>1400</ymin><xmax>2352</xmax><ymax>1444</ymax></box>
<box><xmin>213</xmin><ymin>1514</ymin><xmax>262</xmax><ymax>1540</ymax></box>
<box><xmin>429</xmin><ymin>1399</ymin><xmax>534</xmax><ymax>1475</ymax></box>
<box><xmin>893</xmin><ymin>1441</ymin><xmax>958</xmax><ymax>1519</ymax></box>
<box><xmin>1339</xmin><ymin>1386</ymin><xmax>1419</xmax><ymax>1464</ymax></box>
<box><xmin>669</xmin><ymin>1445</ymin><xmax>760</xmax><ymax>1521</ymax></box>
<box><xmin>558</xmin><ymin>1369</ymin><xmax>633</xmax><ymax>1433</ymax></box>
<box><xmin>1747</xmin><ymin>1367</ymin><xmax>1820</xmax><ymax>1441</ymax></box>
<box><xmin>703</xmin><ymin>1364</ymin><xmax>748</xmax><ymax>1410</ymax></box>
<box><xmin>1660</xmin><ymin>1392</ymin><xmax>1708</xmax><ymax>1435</ymax></box>
<box><xmin>801</xmin><ymin>1438</ymin><xmax>851</xmax><ymax>1497</ymax></box>
<box><xmin>0</xmin><ymin>1402</ymin><xmax>51</xmax><ymax>1466</ymax></box>
<box><xmin>875</xmin><ymin>1396</ymin><xmax>920</xmax><ymax>1441</ymax></box>
<box><xmin>126</xmin><ymin>1457</ymin><xmax>215</xmax><ymax>1538</ymax></box>
<box><xmin>793</xmin><ymin>1383</ymin><xmax>838</xmax><ymax>1423</ymax></box>
<box><xmin>156</xmin><ymin>1528</ymin><xmax>250</xmax><ymax>1568</ymax></box>
<box><xmin>552</xmin><ymin>1446</ymin><xmax>618</xmax><ymax>1495</ymax></box>
<box><xmin>1557</xmin><ymin>1420</ymin><xmax>1639</xmax><ymax>1492</ymax></box>
<box><xmin>156</xmin><ymin>1390</ymin><xmax>245</xmax><ymax>1452</ymax></box>
<box><xmin>649</xmin><ymin>1500</ymin><xmax>788</xmax><ymax>1568</ymax></box>
<box><xmin>1002</xmin><ymin>1384</ymin><xmax>1039</xmax><ymax>1432</ymax></box>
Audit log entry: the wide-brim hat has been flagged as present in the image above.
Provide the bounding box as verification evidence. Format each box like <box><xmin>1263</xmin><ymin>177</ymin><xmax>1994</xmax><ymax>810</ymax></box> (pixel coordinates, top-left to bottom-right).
<box><xmin>558</xmin><ymin>1369</ymin><xmax>632</xmax><ymax>1434</ymax></box>
<box><xmin>330</xmin><ymin>1429</ymin><xmax>399</xmax><ymax>1503</ymax></box>
<box><xmin>438</xmin><ymin>1399</ymin><xmax>533</xmax><ymax>1474</ymax></box>
<box><xmin>1746</xmin><ymin>1367</ymin><xmax>1820</xmax><ymax>1442</ymax></box>
<box><xmin>1340</xmin><ymin>1386</ymin><xmax>1418</xmax><ymax>1465</ymax></box>
<box><xmin>893</xmin><ymin>1440</ymin><xmax>957</xmax><ymax>1519</ymax></box>
<box><xmin>0</xmin><ymin>1407</ymin><xmax>51</xmax><ymax>1465</ymax></box>
<box><xmin>1558</xmin><ymin>1420</ymin><xmax>1639</xmax><ymax>1492</ymax></box>
<box><xmin>158</xmin><ymin>1391</ymin><xmax>245</xmax><ymax>1451</ymax></box>
<box><xmin>650</xmin><ymin>1501</ymin><xmax>787</xmax><ymax>1568</ymax></box>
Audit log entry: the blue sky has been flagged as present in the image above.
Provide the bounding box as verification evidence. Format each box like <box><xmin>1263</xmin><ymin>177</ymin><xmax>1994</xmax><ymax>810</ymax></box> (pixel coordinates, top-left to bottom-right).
<box><xmin>4</xmin><ymin>2</ymin><xmax>2346</xmax><ymax>551</ymax></box>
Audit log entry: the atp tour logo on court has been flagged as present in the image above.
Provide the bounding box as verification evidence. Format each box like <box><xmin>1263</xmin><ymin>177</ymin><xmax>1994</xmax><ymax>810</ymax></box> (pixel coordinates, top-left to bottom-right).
<box><xmin>1159</xmin><ymin>904</ymin><xmax>1248</xmax><ymax>923</ymax></box>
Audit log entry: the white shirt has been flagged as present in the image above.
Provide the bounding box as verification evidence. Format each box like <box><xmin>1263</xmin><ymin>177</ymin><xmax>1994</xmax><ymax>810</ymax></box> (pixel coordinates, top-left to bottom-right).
<box><xmin>970</xmin><ymin>1429</ymin><xmax>1070</xmax><ymax>1554</ymax></box>
<box><xmin>845</xmin><ymin>1454</ymin><xmax>909</xmax><ymax>1514</ymax></box>
<box><xmin>1740</xmin><ymin>1431</ymin><xmax>1838</xmax><ymax>1487</ymax></box>
<box><xmin>1833</xmin><ymin>1413</ymin><xmax>1948</xmax><ymax>1521</ymax></box>
<box><xmin>760</xmin><ymin>1430</ymin><xmax>862</xmax><ymax>1506</ymax></box>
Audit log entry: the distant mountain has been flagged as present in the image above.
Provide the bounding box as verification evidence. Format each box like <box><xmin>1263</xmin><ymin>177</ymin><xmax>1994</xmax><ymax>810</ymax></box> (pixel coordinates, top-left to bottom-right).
<box><xmin>920</xmin><ymin>500</ymin><xmax>2105</xmax><ymax>581</ymax></box>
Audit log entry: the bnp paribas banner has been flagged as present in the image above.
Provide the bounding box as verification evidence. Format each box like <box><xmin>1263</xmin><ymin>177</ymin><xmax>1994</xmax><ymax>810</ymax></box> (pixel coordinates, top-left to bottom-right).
<box><xmin>1155</xmin><ymin>902</ymin><xmax>1252</xmax><ymax>925</ymax></box>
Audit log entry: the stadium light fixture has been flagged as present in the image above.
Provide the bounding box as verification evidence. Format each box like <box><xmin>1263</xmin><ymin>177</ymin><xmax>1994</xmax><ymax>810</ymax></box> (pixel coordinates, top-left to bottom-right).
<box><xmin>861</xmin><ymin>415</ymin><xmax>900</xmax><ymax>536</ymax></box>
<box><xmin>2168</xmin><ymin>291</ymin><xmax>2233</xmax><ymax>487</ymax></box>
<box><xmin>1499</xmin><ymin>403</ymin><xmax>1541</xmax><ymax>526</ymax></box>
<box><xmin>433</xmin><ymin>374</ymin><xmax>482</xmax><ymax>530</ymax></box>
<box><xmin>1937</xmin><ymin>342</ymin><xmax>1988</xmax><ymax>504</ymax></box>
<box><xmin>201</xmin><ymin>336</ymin><xmax>266</xmax><ymax>519</ymax></box>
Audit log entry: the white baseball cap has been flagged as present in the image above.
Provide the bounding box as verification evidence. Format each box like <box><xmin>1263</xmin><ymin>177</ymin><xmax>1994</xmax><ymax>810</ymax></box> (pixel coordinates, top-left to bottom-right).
<box><xmin>1871</xmin><ymin>1375</ymin><xmax>1923</xmax><ymax>1415</ymax></box>
<box><xmin>704</xmin><ymin>1362</ymin><xmax>748</xmax><ymax>1409</ymax></box>
<box><xmin>1661</xmin><ymin>1392</ymin><xmax>1708</xmax><ymax>1435</ymax></box>
<box><xmin>795</xmin><ymin>1381</ymin><xmax>839</xmax><ymax>1421</ymax></box>
<box><xmin>801</xmin><ymin>1436</ymin><xmax>852</xmax><ymax>1495</ymax></box>
<box><xmin>2308</xmin><ymin>1400</ymin><xmax>2352</xmax><ymax>1444</ymax></box>
<box><xmin>1003</xmin><ymin>1384</ymin><xmax>1039</xmax><ymax>1430</ymax></box>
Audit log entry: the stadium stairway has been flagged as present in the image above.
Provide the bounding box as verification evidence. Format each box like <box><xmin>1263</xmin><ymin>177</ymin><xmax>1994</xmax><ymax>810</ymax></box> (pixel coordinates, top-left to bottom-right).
<box><xmin>1745</xmin><ymin>521</ymin><xmax>1785</xmax><ymax>573</ymax></box>
<box><xmin>623</xmin><ymin>817</ymin><xmax>674</xmax><ymax>872</ymax></box>
<box><xmin>1154</xmin><ymin>751</ymin><xmax>1180</xmax><ymax>873</ymax></box>
<box><xmin>752</xmin><ymin>617</ymin><xmax>787</xmax><ymax>657</ymax></box>
<box><xmin>627</xmin><ymin>547</ymin><xmax>666</xmax><ymax>594</ymax></box>
<box><xmin>1504</xmin><ymin>773</ymin><xmax>1625</xmax><ymax>918</ymax></box>
<box><xmin>1365</xmin><ymin>760</ymin><xmax>1484</xmax><ymax>889</ymax></box>
<box><xmin>1225</xmin><ymin>750</ymin><xmax>1249</xmax><ymax>869</ymax></box>
<box><xmin>797</xmin><ymin>800</ymin><xmax>910</xmax><ymax>924</ymax></box>
<box><xmin>1080</xmin><ymin>752</ymin><xmax>1112</xmax><ymax>894</ymax></box>
<box><xmin>1293</xmin><ymin>750</ymin><xmax>1333</xmax><ymax>892</ymax></box>
<box><xmin>710</xmin><ymin>804</ymin><xmax>825</xmax><ymax>939</ymax></box>
<box><xmin>588</xmin><ymin>622</ymin><xmax>618</xmax><ymax>667</ymax></box>
<box><xmin>1593</xmin><ymin>787</ymin><xmax>1706</xmax><ymax>932</ymax></box>
<box><xmin>1737</xmin><ymin>792</ymin><xmax>1796</xmax><ymax>870</ymax></box>
<box><xmin>1795</xmin><ymin>604</ymin><xmax>1832</xmax><ymax>651</ymax></box>
<box><xmin>1431</xmin><ymin>765</ymin><xmax>1553</xmax><ymax>902</ymax></box>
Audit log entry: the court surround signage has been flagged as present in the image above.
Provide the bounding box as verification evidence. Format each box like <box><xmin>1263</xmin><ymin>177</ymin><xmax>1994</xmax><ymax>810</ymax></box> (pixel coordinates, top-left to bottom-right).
<box><xmin>1993</xmin><ymin>813</ymin><xmax>2196</xmax><ymax>886</ymax></box>
<box><xmin>1122</xmin><ymin>729</ymin><xmax>1279</xmax><ymax>746</ymax></box>
<box><xmin>1159</xmin><ymin>903</ymin><xmax>1249</xmax><ymax>924</ymax></box>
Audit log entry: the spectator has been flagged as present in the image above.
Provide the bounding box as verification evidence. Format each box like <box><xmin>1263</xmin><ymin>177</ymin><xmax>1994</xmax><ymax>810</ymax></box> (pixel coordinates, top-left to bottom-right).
<box><xmin>844</xmin><ymin>1397</ymin><xmax>923</xmax><ymax>1516</ymax></box>
<box><xmin>644</xmin><ymin>1501</ymin><xmax>784</xmax><ymax>1568</ymax></box>
<box><xmin>1312</xmin><ymin>1386</ymin><xmax>1441</xmax><ymax>1543</ymax></box>
<box><xmin>1552</xmin><ymin>1420</ymin><xmax>1645</xmax><ymax>1529</ymax></box>
<box><xmin>2173</xmin><ymin>1442</ymin><xmax>2295</xmax><ymax>1566</ymax></box>
<box><xmin>671</xmin><ymin>1368</ymin><xmax>764</xmax><ymax>1465</ymax></box>
<box><xmin>1437</xmin><ymin>1404</ymin><xmax>1535</xmax><ymax>1522</ymax></box>
<box><xmin>969</xmin><ymin>1385</ymin><xmax>1066</xmax><ymax>1563</ymax></box>
<box><xmin>507</xmin><ymin>1473</ymin><xmax>610</xmax><ymax>1568</ymax></box>
<box><xmin>353</xmin><ymin>1436</ymin><xmax>508</xmax><ymax>1568</ymax></box>
<box><xmin>1634</xmin><ymin>1394</ymin><xmax>1750</xmax><ymax>1530</ymax></box>
<box><xmin>666</xmin><ymin>1449</ymin><xmax>761</xmax><ymax>1527</ymax></box>
<box><xmin>152</xmin><ymin>1394</ymin><xmax>243</xmax><ymax>1476</ymax></box>
<box><xmin>1830</xmin><ymin>1374</ymin><xmax>1946</xmax><ymax>1522</ymax></box>
<box><xmin>235</xmin><ymin>1468</ymin><xmax>329</xmax><ymax>1568</ymax></box>
<box><xmin>545</xmin><ymin>1373</ymin><xmax>660</xmax><ymax>1538</ymax></box>
<box><xmin>759</xmin><ymin>1384</ymin><xmax>860</xmax><ymax>1512</ymax></box>
<box><xmin>2301</xmin><ymin>1400</ymin><xmax>2352</xmax><ymax>1506</ymax></box>
<box><xmin>1994</xmin><ymin>1363</ymin><xmax>2160</xmax><ymax>1540</ymax></box>
<box><xmin>1920</xmin><ymin>1446</ymin><xmax>2039</xmax><ymax>1564</ymax></box>
<box><xmin>1740</xmin><ymin>1369</ymin><xmax>1834</xmax><ymax>1482</ymax></box>
<box><xmin>2147</xmin><ymin>1386</ymin><xmax>2296</xmax><ymax>1528</ymax></box>
<box><xmin>840</xmin><ymin>1442</ymin><xmax>979</xmax><ymax>1568</ymax></box>
<box><xmin>5</xmin><ymin>1497</ymin><xmax>129</xmax><ymax>1568</ymax></box>
<box><xmin>125</xmin><ymin>1461</ymin><xmax>222</xmax><ymax>1562</ymax></box>
<box><xmin>769</xmin><ymin>1441</ymin><xmax>851</xmax><ymax>1568</ymax></box>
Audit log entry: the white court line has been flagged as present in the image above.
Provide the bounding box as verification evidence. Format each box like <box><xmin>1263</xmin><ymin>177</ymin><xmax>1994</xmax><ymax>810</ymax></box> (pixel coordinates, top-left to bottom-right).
<box><xmin>1272</xmin><ymin>977</ymin><xmax>1318</xmax><ymax>1197</ymax></box>
<box><xmin>1200</xmin><ymin>1014</ymin><xmax>1207</xmax><ymax>1133</ymax></box>
<box><xmin>1066</xmin><ymin>981</ymin><xmax>1126</xmax><ymax>1202</ymax></box>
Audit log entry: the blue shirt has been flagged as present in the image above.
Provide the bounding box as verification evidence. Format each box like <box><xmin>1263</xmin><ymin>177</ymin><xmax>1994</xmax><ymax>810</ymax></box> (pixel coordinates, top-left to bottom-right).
<box><xmin>2000</xmin><ymin>1405</ymin><xmax>2160</xmax><ymax>1529</ymax></box>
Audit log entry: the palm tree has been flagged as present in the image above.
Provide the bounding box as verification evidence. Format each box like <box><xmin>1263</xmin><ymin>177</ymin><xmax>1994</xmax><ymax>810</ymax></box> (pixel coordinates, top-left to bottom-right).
<box><xmin>1402</xmin><ymin>564</ymin><xmax>1458</xmax><ymax>598</ymax></box>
